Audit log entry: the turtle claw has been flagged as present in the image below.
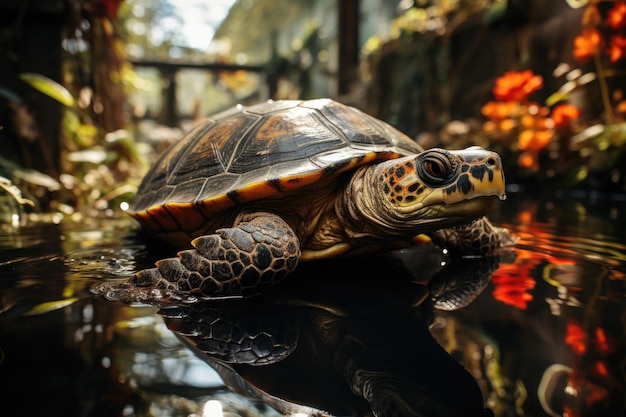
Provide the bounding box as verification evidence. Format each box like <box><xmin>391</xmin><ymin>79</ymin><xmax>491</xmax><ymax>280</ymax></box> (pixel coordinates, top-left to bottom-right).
<box><xmin>131</xmin><ymin>267</ymin><xmax>163</xmax><ymax>287</ymax></box>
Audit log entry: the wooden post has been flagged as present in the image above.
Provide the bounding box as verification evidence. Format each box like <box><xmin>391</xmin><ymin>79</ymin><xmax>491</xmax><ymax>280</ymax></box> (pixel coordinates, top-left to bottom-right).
<box><xmin>338</xmin><ymin>0</ymin><xmax>359</xmax><ymax>96</ymax></box>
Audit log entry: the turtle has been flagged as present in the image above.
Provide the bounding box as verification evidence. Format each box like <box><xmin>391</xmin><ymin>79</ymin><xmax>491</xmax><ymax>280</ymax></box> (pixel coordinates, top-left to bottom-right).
<box><xmin>125</xmin><ymin>98</ymin><xmax>508</xmax><ymax>300</ymax></box>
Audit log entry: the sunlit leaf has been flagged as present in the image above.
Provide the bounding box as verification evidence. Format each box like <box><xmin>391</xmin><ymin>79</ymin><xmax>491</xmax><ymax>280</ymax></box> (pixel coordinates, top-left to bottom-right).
<box><xmin>11</xmin><ymin>169</ymin><xmax>61</xmax><ymax>191</ymax></box>
<box><xmin>0</xmin><ymin>176</ymin><xmax>35</xmax><ymax>207</ymax></box>
<box><xmin>0</xmin><ymin>155</ymin><xmax>60</xmax><ymax>191</ymax></box>
<box><xmin>23</xmin><ymin>298</ymin><xmax>79</xmax><ymax>316</ymax></box>
<box><xmin>19</xmin><ymin>72</ymin><xmax>75</xmax><ymax>107</ymax></box>
<box><xmin>570</xmin><ymin>124</ymin><xmax>604</xmax><ymax>145</ymax></box>
<box><xmin>545</xmin><ymin>90</ymin><xmax>571</xmax><ymax>107</ymax></box>
<box><xmin>68</xmin><ymin>147</ymin><xmax>108</xmax><ymax>164</ymax></box>
<box><xmin>564</xmin><ymin>0</ymin><xmax>588</xmax><ymax>9</ymax></box>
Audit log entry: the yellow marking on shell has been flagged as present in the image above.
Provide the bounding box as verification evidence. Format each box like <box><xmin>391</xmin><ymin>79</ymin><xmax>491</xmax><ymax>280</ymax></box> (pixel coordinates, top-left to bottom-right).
<box><xmin>278</xmin><ymin>172</ymin><xmax>325</xmax><ymax>190</ymax></box>
<box><xmin>197</xmin><ymin>194</ymin><xmax>237</xmax><ymax>218</ymax></box>
<box><xmin>350</xmin><ymin>150</ymin><xmax>383</xmax><ymax>168</ymax></box>
<box><xmin>129</xmin><ymin>210</ymin><xmax>160</xmax><ymax>231</ymax></box>
<box><xmin>234</xmin><ymin>180</ymin><xmax>284</xmax><ymax>201</ymax></box>
<box><xmin>163</xmin><ymin>202</ymin><xmax>207</xmax><ymax>231</ymax></box>
<box><xmin>146</xmin><ymin>205</ymin><xmax>179</xmax><ymax>231</ymax></box>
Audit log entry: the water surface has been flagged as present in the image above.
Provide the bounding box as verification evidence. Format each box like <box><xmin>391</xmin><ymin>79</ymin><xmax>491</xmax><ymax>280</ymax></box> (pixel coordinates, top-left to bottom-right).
<box><xmin>0</xmin><ymin>192</ymin><xmax>624</xmax><ymax>417</ymax></box>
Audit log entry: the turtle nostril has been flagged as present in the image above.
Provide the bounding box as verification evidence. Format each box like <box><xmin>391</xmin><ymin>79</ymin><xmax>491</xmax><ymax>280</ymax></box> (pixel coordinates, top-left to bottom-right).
<box><xmin>486</xmin><ymin>157</ymin><xmax>496</xmax><ymax>167</ymax></box>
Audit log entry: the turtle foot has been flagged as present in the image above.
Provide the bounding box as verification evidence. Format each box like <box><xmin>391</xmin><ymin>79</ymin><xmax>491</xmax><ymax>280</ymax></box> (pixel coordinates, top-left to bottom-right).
<box><xmin>102</xmin><ymin>212</ymin><xmax>302</xmax><ymax>302</ymax></box>
<box><xmin>430</xmin><ymin>216</ymin><xmax>517</xmax><ymax>257</ymax></box>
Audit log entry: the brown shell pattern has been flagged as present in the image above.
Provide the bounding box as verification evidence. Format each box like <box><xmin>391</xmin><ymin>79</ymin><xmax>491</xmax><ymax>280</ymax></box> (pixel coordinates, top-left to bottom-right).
<box><xmin>129</xmin><ymin>99</ymin><xmax>423</xmax><ymax>236</ymax></box>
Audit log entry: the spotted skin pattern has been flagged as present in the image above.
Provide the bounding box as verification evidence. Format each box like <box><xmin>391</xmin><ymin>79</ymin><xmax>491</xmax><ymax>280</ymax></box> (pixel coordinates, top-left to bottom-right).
<box><xmin>380</xmin><ymin>148</ymin><xmax>502</xmax><ymax>206</ymax></box>
<box><xmin>380</xmin><ymin>160</ymin><xmax>423</xmax><ymax>206</ymax></box>
<box><xmin>443</xmin><ymin>158</ymin><xmax>497</xmax><ymax>197</ymax></box>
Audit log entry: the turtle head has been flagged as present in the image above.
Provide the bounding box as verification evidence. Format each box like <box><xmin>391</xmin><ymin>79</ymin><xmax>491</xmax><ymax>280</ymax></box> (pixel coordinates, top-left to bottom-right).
<box><xmin>366</xmin><ymin>146</ymin><xmax>505</xmax><ymax>231</ymax></box>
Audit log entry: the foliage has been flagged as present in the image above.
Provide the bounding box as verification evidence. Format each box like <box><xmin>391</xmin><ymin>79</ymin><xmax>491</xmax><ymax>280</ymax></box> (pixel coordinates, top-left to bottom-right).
<box><xmin>359</xmin><ymin>0</ymin><xmax>626</xmax><ymax>191</ymax></box>
<box><xmin>0</xmin><ymin>1</ymin><xmax>148</xmax><ymax>226</ymax></box>
<box><xmin>478</xmin><ymin>1</ymin><xmax>626</xmax><ymax>188</ymax></box>
<box><xmin>19</xmin><ymin>73</ymin><xmax>76</xmax><ymax>107</ymax></box>
<box><xmin>3</xmin><ymin>71</ymin><xmax>146</xmax><ymax>224</ymax></box>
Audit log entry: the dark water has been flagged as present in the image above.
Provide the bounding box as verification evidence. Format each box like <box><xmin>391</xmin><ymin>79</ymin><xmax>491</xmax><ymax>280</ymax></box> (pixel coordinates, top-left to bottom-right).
<box><xmin>0</xmin><ymin>192</ymin><xmax>624</xmax><ymax>417</ymax></box>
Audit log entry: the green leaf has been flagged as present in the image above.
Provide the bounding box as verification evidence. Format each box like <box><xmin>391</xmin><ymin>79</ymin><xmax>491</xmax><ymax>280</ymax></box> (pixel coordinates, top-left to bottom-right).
<box><xmin>19</xmin><ymin>72</ymin><xmax>75</xmax><ymax>107</ymax></box>
<box><xmin>23</xmin><ymin>298</ymin><xmax>79</xmax><ymax>316</ymax></box>
<box><xmin>545</xmin><ymin>90</ymin><xmax>571</xmax><ymax>107</ymax></box>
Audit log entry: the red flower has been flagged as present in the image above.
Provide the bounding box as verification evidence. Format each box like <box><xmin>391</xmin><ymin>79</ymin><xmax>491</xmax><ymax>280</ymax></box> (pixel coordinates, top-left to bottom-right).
<box><xmin>551</xmin><ymin>104</ymin><xmax>581</xmax><ymax>127</ymax></box>
<box><xmin>573</xmin><ymin>29</ymin><xmax>603</xmax><ymax>62</ymax></box>
<box><xmin>607</xmin><ymin>35</ymin><xmax>626</xmax><ymax>62</ymax></box>
<box><xmin>606</xmin><ymin>2</ymin><xmax>626</xmax><ymax>30</ymax></box>
<box><xmin>565</xmin><ymin>321</ymin><xmax>587</xmax><ymax>356</ymax></box>
<box><xmin>493</xmin><ymin>70</ymin><xmax>543</xmax><ymax>102</ymax></box>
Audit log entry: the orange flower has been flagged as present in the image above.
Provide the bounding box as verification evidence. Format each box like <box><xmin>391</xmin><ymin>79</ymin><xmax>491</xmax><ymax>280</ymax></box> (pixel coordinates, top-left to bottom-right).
<box><xmin>551</xmin><ymin>104</ymin><xmax>581</xmax><ymax>127</ymax></box>
<box><xmin>481</xmin><ymin>101</ymin><xmax>517</xmax><ymax>119</ymax></box>
<box><xmin>607</xmin><ymin>35</ymin><xmax>626</xmax><ymax>62</ymax></box>
<box><xmin>573</xmin><ymin>29</ymin><xmax>603</xmax><ymax>62</ymax></box>
<box><xmin>520</xmin><ymin>114</ymin><xmax>536</xmax><ymax>129</ymax></box>
<box><xmin>518</xmin><ymin>129</ymin><xmax>553</xmax><ymax>152</ymax></box>
<box><xmin>498</xmin><ymin>118</ymin><xmax>517</xmax><ymax>132</ymax></box>
<box><xmin>518</xmin><ymin>151</ymin><xmax>538</xmax><ymax>171</ymax></box>
<box><xmin>606</xmin><ymin>2</ymin><xmax>626</xmax><ymax>30</ymax></box>
<box><xmin>493</xmin><ymin>70</ymin><xmax>543</xmax><ymax>102</ymax></box>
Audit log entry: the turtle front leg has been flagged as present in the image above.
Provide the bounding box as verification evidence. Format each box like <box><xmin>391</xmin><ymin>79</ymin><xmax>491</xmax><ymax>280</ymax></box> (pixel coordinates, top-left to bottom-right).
<box><xmin>429</xmin><ymin>216</ymin><xmax>517</xmax><ymax>257</ymax></box>
<box><xmin>132</xmin><ymin>212</ymin><xmax>301</xmax><ymax>299</ymax></box>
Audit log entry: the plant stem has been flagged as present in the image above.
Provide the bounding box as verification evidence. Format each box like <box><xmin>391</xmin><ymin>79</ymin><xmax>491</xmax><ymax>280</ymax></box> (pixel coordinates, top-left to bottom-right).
<box><xmin>594</xmin><ymin>52</ymin><xmax>615</xmax><ymax>124</ymax></box>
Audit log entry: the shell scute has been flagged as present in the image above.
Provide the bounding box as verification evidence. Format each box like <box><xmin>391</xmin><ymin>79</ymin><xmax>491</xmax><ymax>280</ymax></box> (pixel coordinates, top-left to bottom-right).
<box><xmin>231</xmin><ymin>106</ymin><xmax>345</xmax><ymax>174</ymax></box>
<box><xmin>173</xmin><ymin>113</ymin><xmax>259</xmax><ymax>183</ymax></box>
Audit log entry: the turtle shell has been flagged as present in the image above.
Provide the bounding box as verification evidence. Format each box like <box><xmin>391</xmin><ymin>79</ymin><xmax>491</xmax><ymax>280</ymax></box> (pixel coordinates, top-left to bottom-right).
<box><xmin>129</xmin><ymin>99</ymin><xmax>423</xmax><ymax>242</ymax></box>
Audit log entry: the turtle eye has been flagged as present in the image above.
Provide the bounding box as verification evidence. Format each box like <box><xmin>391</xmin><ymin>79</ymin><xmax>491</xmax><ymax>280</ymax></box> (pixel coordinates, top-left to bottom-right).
<box><xmin>418</xmin><ymin>151</ymin><xmax>454</xmax><ymax>185</ymax></box>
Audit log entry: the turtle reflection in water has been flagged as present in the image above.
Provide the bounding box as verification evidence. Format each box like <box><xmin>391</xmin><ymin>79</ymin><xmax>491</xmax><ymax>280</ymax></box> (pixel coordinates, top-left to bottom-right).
<box><xmin>115</xmin><ymin>98</ymin><xmax>512</xmax><ymax>301</ymax></box>
<box><xmin>153</xmin><ymin>250</ymin><xmax>503</xmax><ymax>417</ymax></box>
